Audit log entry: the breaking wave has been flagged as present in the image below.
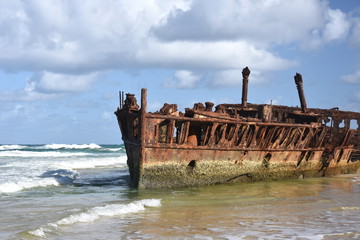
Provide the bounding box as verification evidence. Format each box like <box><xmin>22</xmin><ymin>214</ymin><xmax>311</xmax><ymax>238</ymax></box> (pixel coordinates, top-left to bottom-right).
<box><xmin>0</xmin><ymin>145</ymin><xmax>26</xmax><ymax>151</ymax></box>
<box><xmin>0</xmin><ymin>151</ymin><xmax>90</xmax><ymax>158</ymax></box>
<box><xmin>43</xmin><ymin>143</ymin><xmax>102</xmax><ymax>150</ymax></box>
<box><xmin>0</xmin><ymin>144</ymin><xmax>126</xmax><ymax>195</ymax></box>
<box><xmin>28</xmin><ymin>199</ymin><xmax>161</xmax><ymax>238</ymax></box>
<box><xmin>53</xmin><ymin>156</ymin><xmax>127</xmax><ymax>169</ymax></box>
<box><xmin>0</xmin><ymin>178</ymin><xmax>59</xmax><ymax>194</ymax></box>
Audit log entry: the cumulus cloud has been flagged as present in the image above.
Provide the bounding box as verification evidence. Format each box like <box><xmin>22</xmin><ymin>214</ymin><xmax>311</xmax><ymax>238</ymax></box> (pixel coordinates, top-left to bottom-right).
<box><xmin>137</xmin><ymin>40</ymin><xmax>295</xmax><ymax>71</ymax></box>
<box><xmin>164</xmin><ymin>70</ymin><xmax>201</xmax><ymax>88</ymax></box>
<box><xmin>0</xmin><ymin>0</ymin><xmax>338</xmax><ymax>75</ymax></box>
<box><xmin>153</xmin><ymin>0</ymin><xmax>326</xmax><ymax>45</ymax></box>
<box><xmin>33</xmin><ymin>72</ymin><xmax>98</xmax><ymax>93</ymax></box>
<box><xmin>307</xmin><ymin>8</ymin><xmax>351</xmax><ymax>49</ymax></box>
<box><xmin>0</xmin><ymin>72</ymin><xmax>99</xmax><ymax>101</ymax></box>
<box><xmin>341</xmin><ymin>71</ymin><xmax>360</xmax><ymax>84</ymax></box>
<box><xmin>0</xmin><ymin>0</ymin><xmax>356</xmax><ymax>91</ymax></box>
<box><xmin>0</xmin><ymin>0</ymin><xmax>192</xmax><ymax>73</ymax></box>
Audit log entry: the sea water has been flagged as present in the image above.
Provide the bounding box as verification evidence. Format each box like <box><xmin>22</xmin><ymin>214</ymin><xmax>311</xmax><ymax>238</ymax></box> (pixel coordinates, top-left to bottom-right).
<box><xmin>0</xmin><ymin>144</ymin><xmax>359</xmax><ymax>240</ymax></box>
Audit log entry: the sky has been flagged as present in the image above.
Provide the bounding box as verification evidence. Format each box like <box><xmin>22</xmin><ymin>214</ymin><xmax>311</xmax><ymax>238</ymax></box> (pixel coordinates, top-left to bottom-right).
<box><xmin>1</xmin><ymin>0</ymin><xmax>360</xmax><ymax>144</ymax></box>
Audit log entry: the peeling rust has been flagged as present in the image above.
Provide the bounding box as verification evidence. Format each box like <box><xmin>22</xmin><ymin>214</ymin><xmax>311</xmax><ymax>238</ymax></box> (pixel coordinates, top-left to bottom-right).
<box><xmin>115</xmin><ymin>67</ymin><xmax>360</xmax><ymax>188</ymax></box>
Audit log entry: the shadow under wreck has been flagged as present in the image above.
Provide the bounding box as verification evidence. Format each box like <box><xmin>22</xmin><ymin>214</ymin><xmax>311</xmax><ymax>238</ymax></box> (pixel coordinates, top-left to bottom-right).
<box><xmin>115</xmin><ymin>67</ymin><xmax>360</xmax><ymax>189</ymax></box>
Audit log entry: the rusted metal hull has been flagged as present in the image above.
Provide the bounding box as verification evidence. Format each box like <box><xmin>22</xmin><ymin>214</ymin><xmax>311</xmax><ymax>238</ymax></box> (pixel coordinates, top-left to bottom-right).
<box><xmin>115</xmin><ymin>70</ymin><xmax>360</xmax><ymax>189</ymax></box>
<box><xmin>116</xmin><ymin>106</ymin><xmax>360</xmax><ymax>188</ymax></box>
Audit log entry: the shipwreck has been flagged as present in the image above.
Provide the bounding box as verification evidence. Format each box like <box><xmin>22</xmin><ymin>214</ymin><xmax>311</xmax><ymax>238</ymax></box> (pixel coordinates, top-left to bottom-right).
<box><xmin>115</xmin><ymin>67</ymin><xmax>360</xmax><ymax>188</ymax></box>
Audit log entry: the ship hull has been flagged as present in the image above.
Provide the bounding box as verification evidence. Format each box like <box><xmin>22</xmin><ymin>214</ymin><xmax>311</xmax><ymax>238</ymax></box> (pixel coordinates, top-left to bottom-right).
<box><xmin>137</xmin><ymin>146</ymin><xmax>360</xmax><ymax>188</ymax></box>
<box><xmin>115</xmin><ymin>88</ymin><xmax>360</xmax><ymax>189</ymax></box>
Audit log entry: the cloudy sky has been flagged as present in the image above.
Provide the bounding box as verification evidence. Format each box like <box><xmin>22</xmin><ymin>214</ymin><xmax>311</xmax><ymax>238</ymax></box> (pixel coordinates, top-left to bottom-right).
<box><xmin>1</xmin><ymin>0</ymin><xmax>360</xmax><ymax>144</ymax></box>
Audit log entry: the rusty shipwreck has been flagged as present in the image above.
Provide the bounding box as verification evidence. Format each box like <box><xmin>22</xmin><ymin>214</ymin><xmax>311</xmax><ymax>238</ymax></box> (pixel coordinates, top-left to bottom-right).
<box><xmin>115</xmin><ymin>67</ymin><xmax>360</xmax><ymax>188</ymax></box>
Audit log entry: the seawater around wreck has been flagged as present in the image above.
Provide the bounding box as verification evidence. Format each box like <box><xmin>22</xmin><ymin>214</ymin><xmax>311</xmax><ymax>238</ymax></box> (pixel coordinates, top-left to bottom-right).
<box><xmin>1</xmin><ymin>144</ymin><xmax>359</xmax><ymax>239</ymax></box>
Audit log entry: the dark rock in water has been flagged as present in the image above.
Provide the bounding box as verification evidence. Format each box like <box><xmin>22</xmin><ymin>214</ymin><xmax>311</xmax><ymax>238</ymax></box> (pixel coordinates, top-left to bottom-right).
<box><xmin>40</xmin><ymin>169</ymin><xmax>79</xmax><ymax>185</ymax></box>
<box><xmin>73</xmin><ymin>175</ymin><xmax>129</xmax><ymax>187</ymax></box>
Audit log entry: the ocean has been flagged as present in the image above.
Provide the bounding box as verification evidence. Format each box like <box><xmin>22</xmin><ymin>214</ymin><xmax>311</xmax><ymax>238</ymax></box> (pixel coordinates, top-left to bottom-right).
<box><xmin>0</xmin><ymin>144</ymin><xmax>359</xmax><ymax>240</ymax></box>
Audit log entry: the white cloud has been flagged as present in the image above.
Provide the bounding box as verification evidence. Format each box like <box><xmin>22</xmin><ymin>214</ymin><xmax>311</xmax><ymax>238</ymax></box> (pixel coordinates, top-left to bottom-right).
<box><xmin>323</xmin><ymin>9</ymin><xmax>350</xmax><ymax>41</ymax></box>
<box><xmin>306</xmin><ymin>8</ymin><xmax>351</xmax><ymax>49</ymax></box>
<box><xmin>153</xmin><ymin>0</ymin><xmax>351</xmax><ymax>49</ymax></box>
<box><xmin>137</xmin><ymin>40</ymin><xmax>296</xmax><ymax>71</ymax></box>
<box><xmin>341</xmin><ymin>71</ymin><xmax>360</xmax><ymax>84</ymax></box>
<box><xmin>0</xmin><ymin>0</ymin><xmax>357</xmax><ymax>94</ymax></box>
<box><xmin>209</xmin><ymin>69</ymin><xmax>265</xmax><ymax>88</ymax></box>
<box><xmin>0</xmin><ymin>0</ymin><xmax>348</xmax><ymax>76</ymax></box>
<box><xmin>153</xmin><ymin>0</ymin><xmax>327</xmax><ymax>45</ymax></box>
<box><xmin>0</xmin><ymin>72</ymin><xmax>99</xmax><ymax>101</ymax></box>
<box><xmin>0</xmin><ymin>0</ymin><xmax>193</xmax><ymax>73</ymax></box>
<box><xmin>34</xmin><ymin>72</ymin><xmax>98</xmax><ymax>93</ymax></box>
<box><xmin>164</xmin><ymin>70</ymin><xmax>201</xmax><ymax>88</ymax></box>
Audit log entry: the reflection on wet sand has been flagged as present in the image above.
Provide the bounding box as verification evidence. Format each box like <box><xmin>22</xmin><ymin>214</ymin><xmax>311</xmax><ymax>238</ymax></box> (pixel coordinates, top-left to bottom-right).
<box><xmin>122</xmin><ymin>174</ymin><xmax>360</xmax><ymax>239</ymax></box>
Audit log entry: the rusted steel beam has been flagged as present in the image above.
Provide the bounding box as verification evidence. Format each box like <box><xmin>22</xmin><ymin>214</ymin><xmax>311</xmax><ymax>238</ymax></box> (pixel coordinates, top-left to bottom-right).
<box><xmin>242</xmin><ymin>67</ymin><xmax>251</xmax><ymax>107</ymax></box>
<box><xmin>143</xmin><ymin>144</ymin><xmax>327</xmax><ymax>151</ymax></box>
<box><xmin>140</xmin><ymin>88</ymin><xmax>147</xmax><ymax>168</ymax></box>
<box><xmin>295</xmin><ymin>73</ymin><xmax>307</xmax><ymax>113</ymax></box>
<box><xmin>146</xmin><ymin>114</ymin><xmax>316</xmax><ymax>128</ymax></box>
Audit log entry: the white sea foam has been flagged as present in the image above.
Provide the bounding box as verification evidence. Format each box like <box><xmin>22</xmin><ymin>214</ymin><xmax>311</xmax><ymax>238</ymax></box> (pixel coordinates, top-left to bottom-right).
<box><xmin>59</xmin><ymin>199</ymin><xmax>160</xmax><ymax>225</ymax></box>
<box><xmin>53</xmin><ymin>156</ymin><xmax>127</xmax><ymax>169</ymax></box>
<box><xmin>0</xmin><ymin>178</ymin><xmax>59</xmax><ymax>194</ymax></box>
<box><xmin>28</xmin><ymin>199</ymin><xmax>161</xmax><ymax>238</ymax></box>
<box><xmin>44</xmin><ymin>143</ymin><xmax>102</xmax><ymax>150</ymax></box>
<box><xmin>104</xmin><ymin>147</ymin><xmax>123</xmax><ymax>152</ymax></box>
<box><xmin>28</xmin><ymin>228</ymin><xmax>46</xmax><ymax>237</ymax></box>
<box><xmin>0</xmin><ymin>145</ymin><xmax>25</xmax><ymax>151</ymax></box>
<box><xmin>0</xmin><ymin>151</ymin><xmax>90</xmax><ymax>158</ymax></box>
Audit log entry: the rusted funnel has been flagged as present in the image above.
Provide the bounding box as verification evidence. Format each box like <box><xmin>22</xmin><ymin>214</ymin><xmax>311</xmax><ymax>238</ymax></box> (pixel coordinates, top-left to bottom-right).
<box><xmin>242</xmin><ymin>67</ymin><xmax>251</xmax><ymax>107</ymax></box>
<box><xmin>294</xmin><ymin>73</ymin><xmax>307</xmax><ymax>112</ymax></box>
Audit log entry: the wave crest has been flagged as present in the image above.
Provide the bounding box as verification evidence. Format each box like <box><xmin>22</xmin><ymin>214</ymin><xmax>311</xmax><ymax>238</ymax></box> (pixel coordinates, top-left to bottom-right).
<box><xmin>28</xmin><ymin>199</ymin><xmax>161</xmax><ymax>237</ymax></box>
<box><xmin>54</xmin><ymin>156</ymin><xmax>127</xmax><ymax>169</ymax></box>
<box><xmin>0</xmin><ymin>151</ymin><xmax>90</xmax><ymax>158</ymax></box>
<box><xmin>0</xmin><ymin>178</ymin><xmax>59</xmax><ymax>194</ymax></box>
<box><xmin>0</xmin><ymin>145</ymin><xmax>25</xmax><ymax>151</ymax></box>
<box><xmin>44</xmin><ymin>143</ymin><xmax>102</xmax><ymax>150</ymax></box>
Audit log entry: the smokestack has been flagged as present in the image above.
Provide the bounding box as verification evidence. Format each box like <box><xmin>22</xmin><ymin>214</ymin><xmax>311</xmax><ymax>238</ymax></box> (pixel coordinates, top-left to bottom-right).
<box><xmin>294</xmin><ymin>73</ymin><xmax>307</xmax><ymax>113</ymax></box>
<box><xmin>242</xmin><ymin>67</ymin><xmax>251</xmax><ymax>107</ymax></box>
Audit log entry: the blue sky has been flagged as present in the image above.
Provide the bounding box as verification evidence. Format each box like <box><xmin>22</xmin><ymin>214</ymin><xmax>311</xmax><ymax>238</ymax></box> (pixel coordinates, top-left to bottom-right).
<box><xmin>1</xmin><ymin>0</ymin><xmax>360</xmax><ymax>144</ymax></box>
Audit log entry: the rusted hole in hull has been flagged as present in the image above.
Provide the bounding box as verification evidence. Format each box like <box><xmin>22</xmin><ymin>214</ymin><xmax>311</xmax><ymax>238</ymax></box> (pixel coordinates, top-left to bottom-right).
<box><xmin>262</xmin><ymin>153</ymin><xmax>272</xmax><ymax>168</ymax></box>
<box><xmin>188</xmin><ymin>160</ymin><xmax>197</xmax><ymax>168</ymax></box>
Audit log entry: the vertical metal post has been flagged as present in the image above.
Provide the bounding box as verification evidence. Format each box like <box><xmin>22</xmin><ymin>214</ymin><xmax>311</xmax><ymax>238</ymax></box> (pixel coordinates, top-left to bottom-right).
<box><xmin>119</xmin><ymin>91</ymin><xmax>122</xmax><ymax>108</ymax></box>
<box><xmin>140</xmin><ymin>88</ymin><xmax>147</xmax><ymax>167</ymax></box>
<box><xmin>242</xmin><ymin>67</ymin><xmax>251</xmax><ymax>107</ymax></box>
<box><xmin>294</xmin><ymin>73</ymin><xmax>307</xmax><ymax>113</ymax></box>
<box><xmin>122</xmin><ymin>91</ymin><xmax>124</xmax><ymax>109</ymax></box>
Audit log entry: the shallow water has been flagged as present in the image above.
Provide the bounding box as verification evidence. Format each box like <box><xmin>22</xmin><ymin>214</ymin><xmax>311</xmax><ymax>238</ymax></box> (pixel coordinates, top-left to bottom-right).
<box><xmin>0</xmin><ymin>144</ymin><xmax>359</xmax><ymax>239</ymax></box>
